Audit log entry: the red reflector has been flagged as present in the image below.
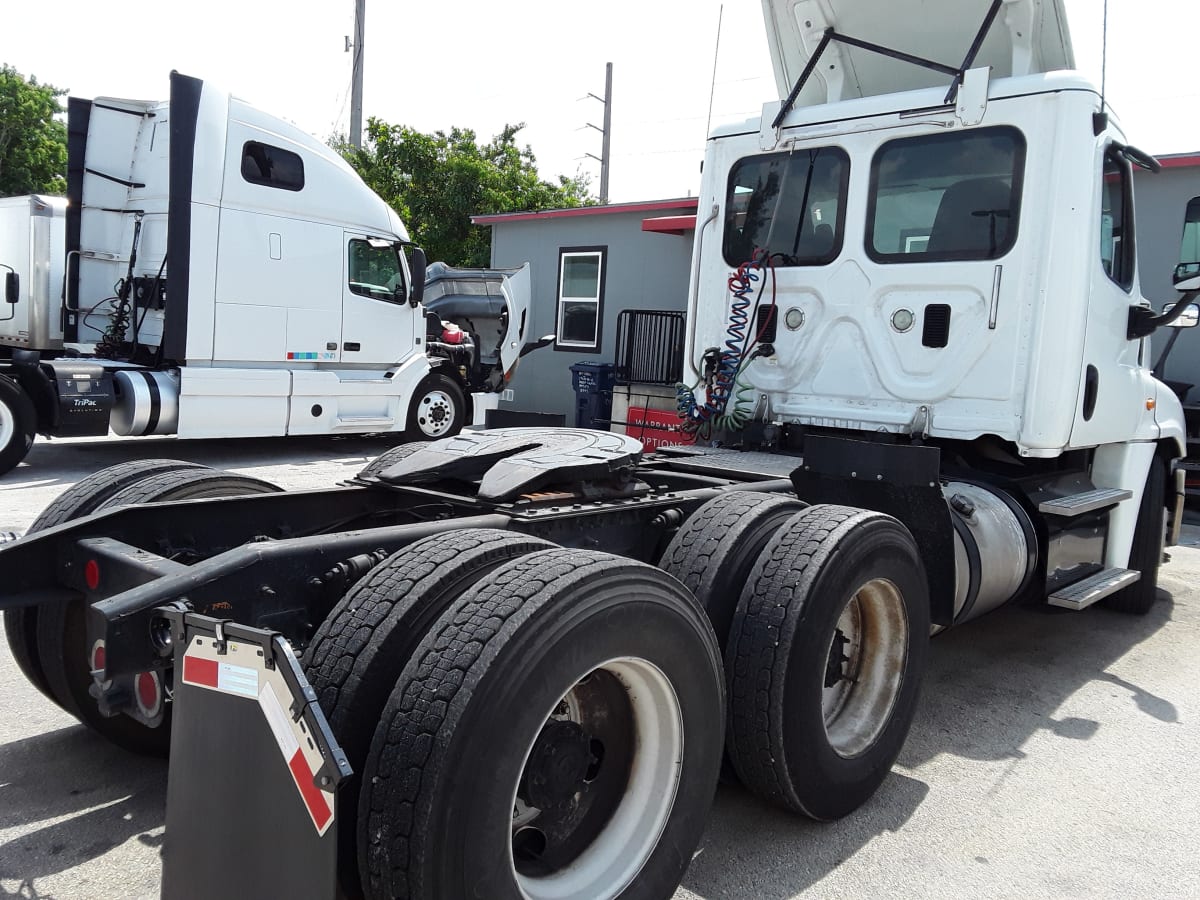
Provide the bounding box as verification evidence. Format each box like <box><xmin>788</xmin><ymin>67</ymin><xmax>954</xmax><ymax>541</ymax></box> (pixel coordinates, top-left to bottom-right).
<box><xmin>182</xmin><ymin>655</ymin><xmax>219</xmax><ymax>689</ymax></box>
<box><xmin>92</xmin><ymin>643</ymin><xmax>106</xmax><ymax>671</ymax></box>
<box><xmin>288</xmin><ymin>748</ymin><xmax>332</xmax><ymax>830</ymax></box>
<box><xmin>137</xmin><ymin>672</ymin><xmax>159</xmax><ymax>712</ymax></box>
<box><xmin>84</xmin><ymin>560</ymin><xmax>101</xmax><ymax>590</ymax></box>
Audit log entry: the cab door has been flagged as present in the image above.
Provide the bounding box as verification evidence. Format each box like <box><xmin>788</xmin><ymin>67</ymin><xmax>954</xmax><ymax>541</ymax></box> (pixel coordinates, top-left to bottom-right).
<box><xmin>1068</xmin><ymin>146</ymin><xmax>1149</xmax><ymax>447</ymax></box>
<box><xmin>340</xmin><ymin>235</ymin><xmax>421</xmax><ymax>367</ymax></box>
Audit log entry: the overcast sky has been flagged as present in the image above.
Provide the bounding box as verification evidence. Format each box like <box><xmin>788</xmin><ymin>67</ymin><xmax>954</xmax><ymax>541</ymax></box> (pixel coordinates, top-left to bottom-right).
<box><xmin>5</xmin><ymin>1</ymin><xmax>1198</xmax><ymax>203</ymax></box>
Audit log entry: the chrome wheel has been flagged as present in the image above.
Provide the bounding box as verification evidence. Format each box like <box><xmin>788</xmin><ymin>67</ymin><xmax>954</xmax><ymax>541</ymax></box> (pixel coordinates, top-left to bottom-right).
<box><xmin>509</xmin><ymin>657</ymin><xmax>683</xmax><ymax>900</ymax></box>
<box><xmin>822</xmin><ymin>577</ymin><xmax>909</xmax><ymax>758</ymax></box>
<box><xmin>0</xmin><ymin>398</ymin><xmax>14</xmax><ymax>451</ymax></box>
<box><xmin>415</xmin><ymin>389</ymin><xmax>456</xmax><ymax>438</ymax></box>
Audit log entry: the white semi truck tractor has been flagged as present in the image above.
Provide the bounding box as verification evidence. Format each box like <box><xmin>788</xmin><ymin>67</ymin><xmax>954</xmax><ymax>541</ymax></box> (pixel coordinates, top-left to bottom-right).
<box><xmin>0</xmin><ymin>2</ymin><xmax>1196</xmax><ymax>899</ymax></box>
<box><xmin>0</xmin><ymin>73</ymin><xmax>534</xmax><ymax>476</ymax></box>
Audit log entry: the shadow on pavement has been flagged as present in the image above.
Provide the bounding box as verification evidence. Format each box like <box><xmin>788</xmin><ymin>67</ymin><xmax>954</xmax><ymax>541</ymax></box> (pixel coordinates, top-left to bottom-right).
<box><xmin>902</xmin><ymin>588</ymin><xmax>1177</xmax><ymax>768</ymax></box>
<box><xmin>681</xmin><ymin>586</ymin><xmax>1178</xmax><ymax>898</ymax></box>
<box><xmin>0</xmin><ymin>726</ymin><xmax>166</xmax><ymax>889</ymax></box>
<box><xmin>682</xmin><ymin>773</ymin><xmax>929</xmax><ymax>899</ymax></box>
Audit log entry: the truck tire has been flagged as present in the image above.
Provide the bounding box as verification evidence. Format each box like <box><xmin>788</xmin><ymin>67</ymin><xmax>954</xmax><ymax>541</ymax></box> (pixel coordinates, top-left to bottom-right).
<box><xmin>304</xmin><ymin>528</ymin><xmax>556</xmax><ymax>898</ymax></box>
<box><xmin>1103</xmin><ymin>458</ymin><xmax>1167</xmax><ymax>615</ymax></box>
<box><xmin>34</xmin><ymin>469</ymin><xmax>281</xmax><ymax>756</ymax></box>
<box><xmin>357</xmin><ymin>441</ymin><xmax>425</xmax><ymax>480</ymax></box>
<box><xmin>0</xmin><ymin>374</ymin><xmax>36</xmax><ymax>476</ymax></box>
<box><xmin>659</xmin><ymin>490</ymin><xmax>807</xmax><ymax>649</ymax></box>
<box><xmin>4</xmin><ymin>458</ymin><xmax>209</xmax><ymax>707</ymax></box>
<box><xmin>725</xmin><ymin>505</ymin><xmax>930</xmax><ymax>821</ymax></box>
<box><xmin>404</xmin><ymin>372</ymin><xmax>465</xmax><ymax>442</ymax></box>
<box><xmin>357</xmin><ymin>549</ymin><xmax>725</xmax><ymax>900</ymax></box>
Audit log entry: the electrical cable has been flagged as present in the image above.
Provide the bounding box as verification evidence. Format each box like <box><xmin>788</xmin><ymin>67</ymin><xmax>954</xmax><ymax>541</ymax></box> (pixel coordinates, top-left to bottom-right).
<box><xmin>677</xmin><ymin>251</ymin><xmax>774</xmax><ymax>435</ymax></box>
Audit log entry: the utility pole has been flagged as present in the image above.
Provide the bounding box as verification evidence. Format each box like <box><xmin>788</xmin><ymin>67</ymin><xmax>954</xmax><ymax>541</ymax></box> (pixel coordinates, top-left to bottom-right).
<box><xmin>586</xmin><ymin>63</ymin><xmax>613</xmax><ymax>204</ymax></box>
<box><xmin>348</xmin><ymin>0</ymin><xmax>366</xmax><ymax>148</ymax></box>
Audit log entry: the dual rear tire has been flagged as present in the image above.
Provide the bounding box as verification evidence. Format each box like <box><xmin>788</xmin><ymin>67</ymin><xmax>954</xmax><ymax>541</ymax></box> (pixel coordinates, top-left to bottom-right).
<box><xmin>663</xmin><ymin>492</ymin><xmax>930</xmax><ymax>820</ymax></box>
<box><xmin>314</xmin><ymin>497</ymin><xmax>929</xmax><ymax>899</ymax></box>
<box><xmin>7</xmin><ymin>460</ymin><xmax>281</xmax><ymax>756</ymax></box>
<box><xmin>305</xmin><ymin>536</ymin><xmax>726</xmax><ymax>900</ymax></box>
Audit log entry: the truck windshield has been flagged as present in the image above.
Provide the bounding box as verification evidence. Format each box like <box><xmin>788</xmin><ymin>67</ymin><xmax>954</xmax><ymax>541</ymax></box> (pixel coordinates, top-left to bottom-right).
<box><xmin>723</xmin><ymin>147</ymin><xmax>849</xmax><ymax>267</ymax></box>
<box><xmin>867</xmin><ymin>127</ymin><xmax>1025</xmax><ymax>263</ymax></box>
<box><xmin>348</xmin><ymin>240</ymin><xmax>406</xmax><ymax>302</ymax></box>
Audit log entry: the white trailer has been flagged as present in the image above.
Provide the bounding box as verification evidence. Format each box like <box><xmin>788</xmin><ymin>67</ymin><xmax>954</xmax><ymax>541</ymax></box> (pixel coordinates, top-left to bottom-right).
<box><xmin>0</xmin><ymin>73</ymin><xmax>534</xmax><ymax>475</ymax></box>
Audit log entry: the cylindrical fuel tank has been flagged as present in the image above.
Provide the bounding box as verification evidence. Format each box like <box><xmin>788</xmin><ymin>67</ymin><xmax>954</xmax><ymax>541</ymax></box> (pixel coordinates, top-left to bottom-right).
<box><xmin>111</xmin><ymin>369</ymin><xmax>180</xmax><ymax>436</ymax></box>
<box><xmin>944</xmin><ymin>481</ymin><xmax>1036</xmax><ymax>625</ymax></box>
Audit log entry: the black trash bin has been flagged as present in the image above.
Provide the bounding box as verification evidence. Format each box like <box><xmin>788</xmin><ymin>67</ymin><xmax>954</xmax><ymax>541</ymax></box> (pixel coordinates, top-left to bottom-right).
<box><xmin>569</xmin><ymin>362</ymin><xmax>616</xmax><ymax>430</ymax></box>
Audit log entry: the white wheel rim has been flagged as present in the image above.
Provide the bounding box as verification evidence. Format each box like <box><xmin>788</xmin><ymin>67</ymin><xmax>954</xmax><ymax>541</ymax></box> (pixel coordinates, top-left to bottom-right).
<box><xmin>416</xmin><ymin>389</ymin><xmax>456</xmax><ymax>437</ymax></box>
<box><xmin>510</xmin><ymin>657</ymin><xmax>684</xmax><ymax>900</ymax></box>
<box><xmin>821</xmin><ymin>577</ymin><xmax>909</xmax><ymax>758</ymax></box>
<box><xmin>0</xmin><ymin>398</ymin><xmax>14</xmax><ymax>450</ymax></box>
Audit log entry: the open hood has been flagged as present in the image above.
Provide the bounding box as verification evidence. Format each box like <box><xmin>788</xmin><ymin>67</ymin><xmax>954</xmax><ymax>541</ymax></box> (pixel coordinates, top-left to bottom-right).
<box><xmin>423</xmin><ymin>261</ymin><xmax>531</xmax><ymax>390</ymax></box>
<box><xmin>762</xmin><ymin>0</ymin><xmax>1075</xmax><ymax>108</ymax></box>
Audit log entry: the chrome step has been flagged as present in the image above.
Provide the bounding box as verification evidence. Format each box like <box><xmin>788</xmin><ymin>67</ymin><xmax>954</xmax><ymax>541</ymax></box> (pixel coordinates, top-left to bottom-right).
<box><xmin>335</xmin><ymin>416</ymin><xmax>395</xmax><ymax>428</ymax></box>
<box><xmin>1047</xmin><ymin>568</ymin><xmax>1139</xmax><ymax>610</ymax></box>
<box><xmin>1038</xmin><ymin>488</ymin><xmax>1132</xmax><ymax>516</ymax></box>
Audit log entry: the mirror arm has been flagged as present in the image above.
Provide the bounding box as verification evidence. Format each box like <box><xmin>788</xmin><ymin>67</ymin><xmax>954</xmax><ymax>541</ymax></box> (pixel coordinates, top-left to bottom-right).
<box><xmin>1128</xmin><ymin>288</ymin><xmax>1200</xmax><ymax>340</ymax></box>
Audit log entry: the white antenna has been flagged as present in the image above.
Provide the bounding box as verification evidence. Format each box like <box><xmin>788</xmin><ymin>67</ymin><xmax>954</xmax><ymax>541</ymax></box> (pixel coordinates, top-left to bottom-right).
<box><xmin>1100</xmin><ymin>0</ymin><xmax>1109</xmax><ymax>113</ymax></box>
<box><xmin>1093</xmin><ymin>0</ymin><xmax>1110</xmax><ymax>134</ymax></box>
<box><xmin>705</xmin><ymin>4</ymin><xmax>725</xmax><ymax>140</ymax></box>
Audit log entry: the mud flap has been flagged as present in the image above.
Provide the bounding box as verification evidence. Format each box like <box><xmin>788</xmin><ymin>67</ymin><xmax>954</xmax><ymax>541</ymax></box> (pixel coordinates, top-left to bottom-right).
<box><xmin>160</xmin><ymin>611</ymin><xmax>350</xmax><ymax>900</ymax></box>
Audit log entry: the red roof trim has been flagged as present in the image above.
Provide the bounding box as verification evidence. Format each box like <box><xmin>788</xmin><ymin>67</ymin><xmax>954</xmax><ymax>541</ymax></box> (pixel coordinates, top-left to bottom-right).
<box><xmin>642</xmin><ymin>215</ymin><xmax>698</xmax><ymax>236</ymax></box>
<box><xmin>1155</xmin><ymin>154</ymin><xmax>1200</xmax><ymax>170</ymax></box>
<box><xmin>472</xmin><ymin>197</ymin><xmax>699</xmax><ymax>225</ymax></box>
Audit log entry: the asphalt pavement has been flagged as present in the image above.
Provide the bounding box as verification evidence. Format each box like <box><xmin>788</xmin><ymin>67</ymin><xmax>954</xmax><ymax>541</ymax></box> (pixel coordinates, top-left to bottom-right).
<box><xmin>1</xmin><ymin>434</ymin><xmax>1198</xmax><ymax>899</ymax></box>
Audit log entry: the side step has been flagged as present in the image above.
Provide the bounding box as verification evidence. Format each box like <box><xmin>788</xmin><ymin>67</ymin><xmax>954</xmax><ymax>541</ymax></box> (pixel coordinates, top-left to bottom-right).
<box><xmin>335</xmin><ymin>416</ymin><xmax>396</xmax><ymax>428</ymax></box>
<box><xmin>1038</xmin><ymin>488</ymin><xmax>1132</xmax><ymax>516</ymax></box>
<box><xmin>1047</xmin><ymin>568</ymin><xmax>1139</xmax><ymax>610</ymax></box>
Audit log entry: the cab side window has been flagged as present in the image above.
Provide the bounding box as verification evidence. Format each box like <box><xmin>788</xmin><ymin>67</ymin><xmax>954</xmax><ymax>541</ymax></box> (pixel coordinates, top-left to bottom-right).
<box><xmin>348</xmin><ymin>240</ymin><xmax>406</xmax><ymax>302</ymax></box>
<box><xmin>1100</xmin><ymin>150</ymin><xmax>1135</xmax><ymax>291</ymax></box>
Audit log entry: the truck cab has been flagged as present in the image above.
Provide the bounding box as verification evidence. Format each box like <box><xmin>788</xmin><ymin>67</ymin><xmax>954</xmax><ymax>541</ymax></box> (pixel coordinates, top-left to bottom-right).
<box><xmin>0</xmin><ymin>73</ymin><xmax>531</xmax><ymax>470</ymax></box>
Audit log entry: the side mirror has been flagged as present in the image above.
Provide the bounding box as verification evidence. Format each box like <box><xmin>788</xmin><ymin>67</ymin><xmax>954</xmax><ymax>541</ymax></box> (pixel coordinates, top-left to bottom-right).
<box><xmin>1162</xmin><ymin>301</ymin><xmax>1200</xmax><ymax>329</ymax></box>
<box><xmin>407</xmin><ymin>246</ymin><xmax>427</xmax><ymax>308</ymax></box>
<box><xmin>519</xmin><ymin>333</ymin><xmax>557</xmax><ymax>358</ymax></box>
<box><xmin>1174</xmin><ymin>262</ymin><xmax>1200</xmax><ymax>292</ymax></box>
<box><xmin>4</xmin><ymin>270</ymin><xmax>17</xmax><ymax>304</ymax></box>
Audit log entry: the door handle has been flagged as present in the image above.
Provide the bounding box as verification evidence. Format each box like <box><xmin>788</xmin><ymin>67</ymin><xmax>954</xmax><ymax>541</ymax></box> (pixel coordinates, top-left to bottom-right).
<box><xmin>344</xmin><ymin>342</ymin><xmax>361</xmax><ymax>352</ymax></box>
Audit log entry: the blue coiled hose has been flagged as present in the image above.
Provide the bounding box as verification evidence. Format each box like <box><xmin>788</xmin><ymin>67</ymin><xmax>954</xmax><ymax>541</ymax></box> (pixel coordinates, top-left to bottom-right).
<box><xmin>678</xmin><ymin>254</ymin><xmax>768</xmax><ymax>433</ymax></box>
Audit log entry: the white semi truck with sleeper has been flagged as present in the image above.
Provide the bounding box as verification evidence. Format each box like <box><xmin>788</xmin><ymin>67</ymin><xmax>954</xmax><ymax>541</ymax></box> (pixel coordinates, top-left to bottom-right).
<box><xmin>1</xmin><ymin>1</ymin><xmax>1197</xmax><ymax>898</ymax></box>
<box><xmin>0</xmin><ymin>74</ymin><xmax>535</xmax><ymax>476</ymax></box>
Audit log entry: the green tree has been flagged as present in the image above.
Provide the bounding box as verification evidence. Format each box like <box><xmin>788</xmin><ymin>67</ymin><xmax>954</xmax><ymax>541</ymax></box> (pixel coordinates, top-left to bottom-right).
<box><xmin>338</xmin><ymin>120</ymin><xmax>593</xmax><ymax>266</ymax></box>
<box><xmin>0</xmin><ymin>66</ymin><xmax>68</xmax><ymax>197</ymax></box>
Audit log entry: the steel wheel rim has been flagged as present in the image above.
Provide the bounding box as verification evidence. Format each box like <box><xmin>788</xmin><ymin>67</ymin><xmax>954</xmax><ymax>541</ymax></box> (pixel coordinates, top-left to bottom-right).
<box><xmin>416</xmin><ymin>389</ymin><xmax>455</xmax><ymax>437</ymax></box>
<box><xmin>0</xmin><ymin>398</ymin><xmax>14</xmax><ymax>450</ymax></box>
<box><xmin>510</xmin><ymin>657</ymin><xmax>683</xmax><ymax>900</ymax></box>
<box><xmin>821</xmin><ymin>577</ymin><xmax>909</xmax><ymax>758</ymax></box>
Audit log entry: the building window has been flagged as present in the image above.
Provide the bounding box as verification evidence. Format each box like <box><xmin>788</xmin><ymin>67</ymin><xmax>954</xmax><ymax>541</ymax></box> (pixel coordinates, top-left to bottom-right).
<box><xmin>241</xmin><ymin>141</ymin><xmax>305</xmax><ymax>191</ymax></box>
<box><xmin>723</xmin><ymin>146</ymin><xmax>849</xmax><ymax>267</ymax></box>
<box><xmin>348</xmin><ymin>239</ymin><xmax>405</xmax><ymax>302</ymax></box>
<box><xmin>556</xmin><ymin>248</ymin><xmax>605</xmax><ymax>351</ymax></box>
<box><xmin>867</xmin><ymin>126</ymin><xmax>1025</xmax><ymax>263</ymax></box>
<box><xmin>1100</xmin><ymin>148</ymin><xmax>1134</xmax><ymax>291</ymax></box>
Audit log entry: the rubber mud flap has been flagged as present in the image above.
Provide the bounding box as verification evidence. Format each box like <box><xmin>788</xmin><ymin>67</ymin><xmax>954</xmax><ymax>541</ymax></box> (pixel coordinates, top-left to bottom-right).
<box><xmin>161</xmin><ymin>612</ymin><xmax>349</xmax><ymax>900</ymax></box>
